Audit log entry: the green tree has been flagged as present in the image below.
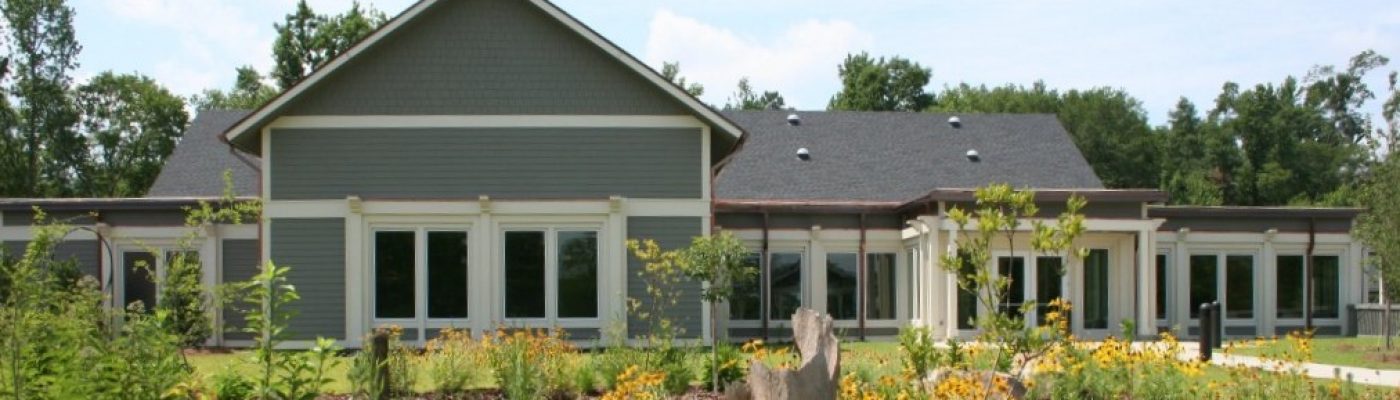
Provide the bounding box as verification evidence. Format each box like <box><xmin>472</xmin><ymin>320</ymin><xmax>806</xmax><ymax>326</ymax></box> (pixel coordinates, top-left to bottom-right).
<box><xmin>2</xmin><ymin>0</ymin><xmax>84</xmax><ymax>197</ymax></box>
<box><xmin>73</xmin><ymin>72</ymin><xmax>189</xmax><ymax>197</ymax></box>
<box><xmin>1356</xmin><ymin>151</ymin><xmax>1400</xmax><ymax>349</ymax></box>
<box><xmin>676</xmin><ymin>231</ymin><xmax>755</xmax><ymax>391</ymax></box>
<box><xmin>271</xmin><ymin>1</ymin><xmax>386</xmax><ymax>90</ymax></box>
<box><xmin>660</xmin><ymin>61</ymin><xmax>704</xmax><ymax>97</ymax></box>
<box><xmin>724</xmin><ymin>77</ymin><xmax>785</xmax><ymax>110</ymax></box>
<box><xmin>828</xmin><ymin>52</ymin><xmax>933</xmax><ymax>112</ymax></box>
<box><xmin>190</xmin><ymin>66</ymin><xmax>278</xmax><ymax>110</ymax></box>
<box><xmin>1158</xmin><ymin>98</ymin><xmax>1229</xmax><ymax>205</ymax></box>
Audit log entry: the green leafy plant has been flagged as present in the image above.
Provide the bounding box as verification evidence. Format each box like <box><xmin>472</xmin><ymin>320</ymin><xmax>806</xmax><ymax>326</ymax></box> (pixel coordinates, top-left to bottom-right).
<box><xmin>226</xmin><ymin>260</ymin><xmax>341</xmax><ymax>399</ymax></box>
<box><xmin>480</xmin><ymin>328</ymin><xmax>574</xmax><ymax>400</ymax></box>
<box><xmin>701</xmin><ymin>341</ymin><xmax>745</xmax><ymax>391</ymax></box>
<box><xmin>210</xmin><ymin>365</ymin><xmax>255</xmax><ymax>400</ymax></box>
<box><xmin>898</xmin><ymin>325</ymin><xmax>939</xmax><ymax>379</ymax></box>
<box><xmin>675</xmin><ymin>231</ymin><xmax>756</xmax><ymax>391</ymax></box>
<box><xmin>423</xmin><ymin>327</ymin><xmax>485</xmax><ymax>394</ymax></box>
<box><xmin>347</xmin><ymin>327</ymin><xmax>414</xmax><ymax>399</ymax></box>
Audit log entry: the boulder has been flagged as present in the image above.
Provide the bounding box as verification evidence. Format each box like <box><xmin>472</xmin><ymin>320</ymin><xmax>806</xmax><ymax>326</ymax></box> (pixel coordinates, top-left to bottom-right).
<box><xmin>742</xmin><ymin>308</ymin><xmax>840</xmax><ymax>400</ymax></box>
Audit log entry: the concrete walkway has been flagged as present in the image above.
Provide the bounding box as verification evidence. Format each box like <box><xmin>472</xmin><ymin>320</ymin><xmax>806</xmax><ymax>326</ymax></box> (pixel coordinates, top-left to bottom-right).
<box><xmin>1178</xmin><ymin>342</ymin><xmax>1400</xmax><ymax>388</ymax></box>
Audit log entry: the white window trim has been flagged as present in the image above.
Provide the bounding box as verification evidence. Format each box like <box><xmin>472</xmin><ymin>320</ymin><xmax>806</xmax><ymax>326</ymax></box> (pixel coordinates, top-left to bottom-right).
<box><xmin>368</xmin><ymin>224</ymin><xmax>473</xmax><ymax>343</ymax></box>
<box><xmin>728</xmin><ymin>244</ymin><xmax>808</xmax><ymax>328</ymax></box>
<box><xmin>497</xmin><ymin>221</ymin><xmax>605</xmax><ymax>327</ymax></box>
<box><xmin>1184</xmin><ymin>248</ymin><xmax>1262</xmax><ymax>328</ymax></box>
<box><xmin>1271</xmin><ymin>248</ymin><xmax>1346</xmax><ymax>326</ymax></box>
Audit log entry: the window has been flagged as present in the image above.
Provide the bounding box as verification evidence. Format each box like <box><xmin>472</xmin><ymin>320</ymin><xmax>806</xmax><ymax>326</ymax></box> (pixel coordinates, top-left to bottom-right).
<box><xmin>998</xmin><ymin>257</ymin><xmax>1027</xmax><ymax>319</ymax></box>
<box><xmin>826</xmin><ymin>253</ymin><xmax>859</xmax><ymax>320</ymax></box>
<box><xmin>770</xmin><ymin>252</ymin><xmax>803</xmax><ymax>320</ymax></box>
<box><xmin>374</xmin><ymin>229</ymin><xmax>470</xmax><ymax>320</ymax></box>
<box><xmin>1225</xmin><ymin>255</ymin><xmax>1253</xmax><ymax>319</ymax></box>
<box><xmin>1276</xmin><ymin>255</ymin><xmax>1305</xmax><ymax>319</ymax></box>
<box><xmin>504</xmin><ymin>229</ymin><xmax>598</xmax><ymax>320</ymax></box>
<box><xmin>1313</xmin><ymin>255</ymin><xmax>1340</xmax><ymax>319</ymax></box>
<box><xmin>375</xmin><ymin>231</ymin><xmax>416</xmax><ymax>319</ymax></box>
<box><xmin>123</xmin><ymin>251</ymin><xmax>158</xmax><ymax>312</ymax></box>
<box><xmin>1083</xmin><ymin>249</ymin><xmax>1109</xmax><ymax>329</ymax></box>
<box><xmin>1036</xmin><ymin>256</ymin><xmax>1063</xmax><ymax>326</ymax></box>
<box><xmin>956</xmin><ymin>251</ymin><xmax>977</xmax><ymax>330</ymax></box>
<box><xmin>867</xmin><ymin>253</ymin><xmax>897</xmax><ymax>320</ymax></box>
<box><xmin>729</xmin><ymin>252</ymin><xmax>762</xmax><ymax>320</ymax></box>
<box><xmin>1189</xmin><ymin>255</ymin><xmax>1217</xmax><ymax>319</ymax></box>
<box><xmin>1155</xmin><ymin>254</ymin><xmax>1168</xmax><ymax>320</ymax></box>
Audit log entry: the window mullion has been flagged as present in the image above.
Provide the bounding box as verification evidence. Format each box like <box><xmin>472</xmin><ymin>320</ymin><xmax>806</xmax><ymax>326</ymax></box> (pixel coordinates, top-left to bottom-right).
<box><xmin>546</xmin><ymin>228</ymin><xmax>558</xmax><ymax>322</ymax></box>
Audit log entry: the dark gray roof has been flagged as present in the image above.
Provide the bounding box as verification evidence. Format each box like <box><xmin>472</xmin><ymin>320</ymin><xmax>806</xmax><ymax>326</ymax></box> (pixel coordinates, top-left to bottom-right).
<box><xmin>716</xmin><ymin>111</ymin><xmax>1104</xmax><ymax>202</ymax></box>
<box><xmin>146</xmin><ymin>110</ymin><xmax>259</xmax><ymax>197</ymax></box>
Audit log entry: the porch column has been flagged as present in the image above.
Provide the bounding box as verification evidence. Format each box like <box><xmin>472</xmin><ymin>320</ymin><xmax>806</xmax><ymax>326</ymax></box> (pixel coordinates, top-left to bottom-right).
<box><xmin>1137</xmin><ymin>227</ymin><xmax>1156</xmax><ymax>337</ymax></box>
<box><xmin>922</xmin><ymin>216</ymin><xmax>942</xmax><ymax>334</ymax></box>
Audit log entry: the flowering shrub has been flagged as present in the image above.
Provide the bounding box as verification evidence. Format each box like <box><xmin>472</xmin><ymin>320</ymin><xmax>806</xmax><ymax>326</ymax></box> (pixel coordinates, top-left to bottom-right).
<box><xmin>601</xmin><ymin>365</ymin><xmax>668</xmax><ymax>400</ymax></box>
<box><xmin>479</xmin><ymin>327</ymin><xmax>575</xmax><ymax>399</ymax></box>
<box><xmin>422</xmin><ymin>327</ymin><xmax>487</xmax><ymax>394</ymax></box>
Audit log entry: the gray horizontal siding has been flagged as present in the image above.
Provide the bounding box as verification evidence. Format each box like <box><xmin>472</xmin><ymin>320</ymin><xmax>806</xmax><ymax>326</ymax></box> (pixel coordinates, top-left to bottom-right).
<box><xmin>221</xmin><ymin>239</ymin><xmax>261</xmax><ymax>341</ymax></box>
<box><xmin>283</xmin><ymin>0</ymin><xmax>687</xmax><ymax>116</ymax></box>
<box><xmin>270</xmin><ymin>219</ymin><xmax>346</xmax><ymax>340</ymax></box>
<box><xmin>627</xmin><ymin>217</ymin><xmax>703</xmax><ymax>339</ymax></box>
<box><xmin>2</xmin><ymin>240</ymin><xmax>99</xmax><ymax>279</ymax></box>
<box><xmin>1353</xmin><ymin>305</ymin><xmax>1399</xmax><ymax>337</ymax></box>
<box><xmin>270</xmin><ymin>128</ymin><xmax>701</xmax><ymax>200</ymax></box>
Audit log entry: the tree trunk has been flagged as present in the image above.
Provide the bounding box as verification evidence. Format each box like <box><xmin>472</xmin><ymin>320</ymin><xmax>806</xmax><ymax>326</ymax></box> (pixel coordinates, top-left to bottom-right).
<box><xmin>1385</xmin><ymin>290</ymin><xmax>1393</xmax><ymax>350</ymax></box>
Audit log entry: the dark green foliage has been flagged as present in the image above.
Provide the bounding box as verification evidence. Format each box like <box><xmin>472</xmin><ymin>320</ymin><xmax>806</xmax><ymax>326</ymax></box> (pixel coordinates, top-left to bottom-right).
<box><xmin>1</xmin><ymin>0</ymin><xmax>84</xmax><ymax>197</ymax></box>
<box><xmin>828</xmin><ymin>52</ymin><xmax>933</xmax><ymax>112</ymax></box>
<box><xmin>701</xmin><ymin>341</ymin><xmax>745</xmax><ymax>391</ymax></box>
<box><xmin>190</xmin><ymin>66</ymin><xmax>279</xmax><ymax>111</ymax></box>
<box><xmin>74</xmin><ymin>71</ymin><xmax>190</xmax><ymax>197</ymax></box>
<box><xmin>725</xmin><ymin>77</ymin><xmax>786</xmax><ymax>110</ymax></box>
<box><xmin>272</xmin><ymin>1</ymin><xmax>387</xmax><ymax>90</ymax></box>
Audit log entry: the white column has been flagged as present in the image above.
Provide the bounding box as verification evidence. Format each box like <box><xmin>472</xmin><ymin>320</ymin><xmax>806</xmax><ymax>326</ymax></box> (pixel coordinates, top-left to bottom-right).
<box><xmin>200</xmin><ymin>223</ymin><xmax>221</xmax><ymax>347</ymax></box>
<box><xmin>1261</xmin><ymin>229</ymin><xmax>1277</xmax><ymax>336</ymax></box>
<box><xmin>1173</xmin><ymin>229</ymin><xmax>1191</xmax><ymax>335</ymax></box>
<box><xmin>344</xmin><ymin>196</ymin><xmax>365</xmax><ymax>347</ymax></box>
<box><xmin>1137</xmin><ymin>228</ymin><xmax>1155</xmax><ymax>337</ymax></box>
<box><xmin>945</xmin><ymin>226</ymin><xmax>960</xmax><ymax>339</ymax></box>
<box><xmin>607</xmin><ymin>196</ymin><xmax>628</xmax><ymax>343</ymax></box>
<box><xmin>809</xmin><ymin>225</ymin><xmax>826</xmax><ymax>315</ymax></box>
<box><xmin>472</xmin><ymin>195</ymin><xmax>494</xmax><ymax>338</ymax></box>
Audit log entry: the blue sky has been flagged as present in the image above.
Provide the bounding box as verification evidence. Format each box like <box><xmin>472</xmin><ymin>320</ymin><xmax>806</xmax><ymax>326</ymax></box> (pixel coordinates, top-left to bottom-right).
<box><xmin>72</xmin><ymin>0</ymin><xmax>1400</xmax><ymax>124</ymax></box>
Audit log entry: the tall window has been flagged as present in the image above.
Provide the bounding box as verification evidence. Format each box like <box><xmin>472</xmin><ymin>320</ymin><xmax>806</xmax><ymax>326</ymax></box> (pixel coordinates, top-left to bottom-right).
<box><xmin>730</xmin><ymin>253</ymin><xmax>763</xmax><ymax>320</ymax></box>
<box><xmin>998</xmin><ymin>257</ymin><xmax>1027</xmax><ymax>319</ymax></box>
<box><xmin>770</xmin><ymin>253</ymin><xmax>803</xmax><ymax>320</ymax></box>
<box><xmin>504</xmin><ymin>229</ymin><xmax>598</xmax><ymax>320</ymax></box>
<box><xmin>1224</xmin><ymin>255</ymin><xmax>1253</xmax><ymax>319</ymax></box>
<box><xmin>1189</xmin><ymin>255</ymin><xmax>1217</xmax><ymax>319</ymax></box>
<box><xmin>1083</xmin><ymin>249</ymin><xmax>1109</xmax><ymax>329</ymax></box>
<box><xmin>867</xmin><ymin>253</ymin><xmax>898</xmax><ymax>320</ymax></box>
<box><xmin>826</xmin><ymin>253</ymin><xmax>859</xmax><ymax>320</ymax></box>
<box><xmin>1155</xmin><ymin>254</ymin><xmax>1168</xmax><ymax>320</ymax></box>
<box><xmin>956</xmin><ymin>251</ymin><xmax>977</xmax><ymax>330</ymax></box>
<box><xmin>374</xmin><ymin>229</ymin><xmax>469</xmax><ymax>320</ymax></box>
<box><xmin>1036</xmin><ymin>256</ymin><xmax>1063</xmax><ymax>326</ymax></box>
<box><xmin>1280</xmin><ymin>255</ymin><xmax>1341</xmax><ymax>319</ymax></box>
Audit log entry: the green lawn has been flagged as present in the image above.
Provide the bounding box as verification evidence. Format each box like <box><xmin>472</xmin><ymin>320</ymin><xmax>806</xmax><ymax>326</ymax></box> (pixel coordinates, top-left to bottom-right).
<box><xmin>1228</xmin><ymin>337</ymin><xmax>1400</xmax><ymax>370</ymax></box>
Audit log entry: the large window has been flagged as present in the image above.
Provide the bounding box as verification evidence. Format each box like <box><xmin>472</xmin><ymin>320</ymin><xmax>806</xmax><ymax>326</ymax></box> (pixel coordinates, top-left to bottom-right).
<box><xmin>1189</xmin><ymin>255</ymin><xmax>1217</xmax><ymax>319</ymax></box>
<box><xmin>1224</xmin><ymin>255</ymin><xmax>1254</xmax><ymax>319</ymax></box>
<box><xmin>374</xmin><ymin>229</ymin><xmax>470</xmax><ymax>320</ymax></box>
<box><xmin>1083</xmin><ymin>249</ymin><xmax>1109</xmax><ymax>329</ymax></box>
<box><xmin>867</xmin><ymin>253</ymin><xmax>898</xmax><ymax>320</ymax></box>
<box><xmin>956</xmin><ymin>251</ymin><xmax>977</xmax><ymax>330</ymax></box>
<box><xmin>1036</xmin><ymin>256</ymin><xmax>1063</xmax><ymax>326</ymax></box>
<box><xmin>1279</xmin><ymin>255</ymin><xmax>1341</xmax><ymax>319</ymax></box>
<box><xmin>1155</xmin><ymin>254</ymin><xmax>1168</xmax><ymax>320</ymax></box>
<box><xmin>729</xmin><ymin>253</ymin><xmax>763</xmax><ymax>320</ymax></box>
<box><xmin>770</xmin><ymin>252</ymin><xmax>803</xmax><ymax>320</ymax></box>
<box><xmin>504</xmin><ymin>229</ymin><xmax>598</xmax><ymax>320</ymax></box>
<box><xmin>826</xmin><ymin>253</ymin><xmax>859</xmax><ymax>320</ymax></box>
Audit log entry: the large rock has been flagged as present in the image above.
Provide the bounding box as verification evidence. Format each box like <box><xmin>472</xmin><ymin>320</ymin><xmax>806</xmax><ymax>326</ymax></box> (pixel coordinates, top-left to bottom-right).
<box><xmin>741</xmin><ymin>308</ymin><xmax>840</xmax><ymax>400</ymax></box>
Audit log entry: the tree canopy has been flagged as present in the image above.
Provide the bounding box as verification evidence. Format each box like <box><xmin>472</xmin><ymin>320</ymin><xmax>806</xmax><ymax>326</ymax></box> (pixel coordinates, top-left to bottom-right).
<box><xmin>828</xmin><ymin>52</ymin><xmax>934</xmax><ymax>112</ymax></box>
<box><xmin>723</xmin><ymin>77</ymin><xmax>786</xmax><ymax>111</ymax></box>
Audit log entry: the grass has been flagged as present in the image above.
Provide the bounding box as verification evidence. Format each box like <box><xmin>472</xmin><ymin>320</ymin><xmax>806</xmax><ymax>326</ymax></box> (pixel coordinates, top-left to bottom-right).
<box><xmin>1228</xmin><ymin>336</ymin><xmax>1400</xmax><ymax>370</ymax></box>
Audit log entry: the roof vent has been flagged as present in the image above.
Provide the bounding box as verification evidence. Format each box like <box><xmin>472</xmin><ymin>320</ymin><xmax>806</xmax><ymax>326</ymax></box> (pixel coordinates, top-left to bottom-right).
<box><xmin>797</xmin><ymin>147</ymin><xmax>811</xmax><ymax>160</ymax></box>
<box><xmin>948</xmin><ymin>116</ymin><xmax>962</xmax><ymax>128</ymax></box>
<box><xmin>966</xmin><ymin>149</ymin><xmax>980</xmax><ymax>162</ymax></box>
<box><xmin>787</xmin><ymin>113</ymin><xmax>801</xmax><ymax>126</ymax></box>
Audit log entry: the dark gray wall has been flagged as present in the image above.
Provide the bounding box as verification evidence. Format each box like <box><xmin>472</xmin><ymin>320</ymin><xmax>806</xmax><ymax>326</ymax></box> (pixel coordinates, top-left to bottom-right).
<box><xmin>221</xmin><ymin>239</ymin><xmax>261</xmax><ymax>341</ymax></box>
<box><xmin>715</xmin><ymin>212</ymin><xmax>904</xmax><ymax>231</ymax></box>
<box><xmin>283</xmin><ymin>0</ymin><xmax>688</xmax><ymax>116</ymax></box>
<box><xmin>270</xmin><ymin>219</ymin><xmax>346</xmax><ymax>340</ymax></box>
<box><xmin>2</xmin><ymin>240</ymin><xmax>100</xmax><ymax>278</ymax></box>
<box><xmin>945</xmin><ymin>201</ymin><xmax>1143</xmax><ymax>219</ymax></box>
<box><xmin>627</xmin><ymin>217</ymin><xmax>703</xmax><ymax>339</ymax></box>
<box><xmin>3</xmin><ymin>209</ymin><xmax>188</xmax><ymax>227</ymax></box>
<box><xmin>1157</xmin><ymin>216</ymin><xmax>1353</xmax><ymax>234</ymax></box>
<box><xmin>2</xmin><ymin>210</ymin><xmax>96</xmax><ymax>226</ymax></box>
<box><xmin>270</xmin><ymin>127</ymin><xmax>702</xmax><ymax>200</ymax></box>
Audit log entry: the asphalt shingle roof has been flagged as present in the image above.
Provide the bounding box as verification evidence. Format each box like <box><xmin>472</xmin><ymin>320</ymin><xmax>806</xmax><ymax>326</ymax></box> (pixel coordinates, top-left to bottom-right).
<box><xmin>715</xmin><ymin>111</ymin><xmax>1104</xmax><ymax>202</ymax></box>
<box><xmin>146</xmin><ymin>110</ymin><xmax>259</xmax><ymax>197</ymax></box>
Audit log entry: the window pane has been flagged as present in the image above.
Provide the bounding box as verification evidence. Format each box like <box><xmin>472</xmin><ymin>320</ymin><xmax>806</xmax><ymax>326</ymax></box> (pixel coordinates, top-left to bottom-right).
<box><xmin>375</xmin><ymin>231</ymin><xmax>415</xmax><ymax>319</ymax></box>
<box><xmin>998</xmin><ymin>257</ymin><xmax>1026</xmax><ymax>319</ymax></box>
<box><xmin>427</xmin><ymin>231</ymin><xmax>468</xmax><ymax>319</ymax></box>
<box><xmin>1312</xmin><ymin>255</ymin><xmax>1340</xmax><ymax>319</ymax></box>
<box><xmin>956</xmin><ymin>251</ymin><xmax>977</xmax><ymax>330</ymax></box>
<box><xmin>1189</xmin><ymin>255</ymin><xmax>1217</xmax><ymax>319</ymax></box>
<box><xmin>867</xmin><ymin>253</ymin><xmax>897</xmax><ymax>320</ymax></box>
<box><xmin>557</xmin><ymin>231</ymin><xmax>598</xmax><ymax>318</ymax></box>
<box><xmin>1225</xmin><ymin>255</ymin><xmax>1253</xmax><ymax>319</ymax></box>
<box><xmin>1084</xmin><ymin>250</ymin><xmax>1109</xmax><ymax>329</ymax></box>
<box><xmin>770</xmin><ymin>253</ymin><xmax>802</xmax><ymax>320</ymax></box>
<box><xmin>1155</xmin><ymin>254</ymin><xmax>1168</xmax><ymax>320</ymax></box>
<box><xmin>123</xmin><ymin>252</ymin><xmax>158</xmax><ymax>313</ymax></box>
<box><xmin>730</xmin><ymin>252</ymin><xmax>762</xmax><ymax>320</ymax></box>
<box><xmin>826</xmin><ymin>253</ymin><xmax>859</xmax><ymax>320</ymax></box>
<box><xmin>505</xmin><ymin>231</ymin><xmax>545</xmax><ymax>318</ymax></box>
<box><xmin>1276</xmin><ymin>255</ymin><xmax>1304</xmax><ymax>319</ymax></box>
<box><xmin>1037</xmin><ymin>257</ymin><xmax>1063</xmax><ymax>326</ymax></box>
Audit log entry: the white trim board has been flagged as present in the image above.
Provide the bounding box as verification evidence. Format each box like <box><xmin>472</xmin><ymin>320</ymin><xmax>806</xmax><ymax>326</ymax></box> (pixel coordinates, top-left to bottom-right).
<box><xmin>267</xmin><ymin>115</ymin><xmax>708</xmax><ymax>129</ymax></box>
<box><xmin>223</xmin><ymin>0</ymin><xmax>743</xmax><ymax>149</ymax></box>
<box><xmin>265</xmin><ymin>199</ymin><xmax>710</xmax><ymax>219</ymax></box>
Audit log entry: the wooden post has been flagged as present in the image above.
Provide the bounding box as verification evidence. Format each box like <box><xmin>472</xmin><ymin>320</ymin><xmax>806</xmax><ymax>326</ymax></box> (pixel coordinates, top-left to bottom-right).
<box><xmin>372</xmin><ymin>331</ymin><xmax>390</xmax><ymax>400</ymax></box>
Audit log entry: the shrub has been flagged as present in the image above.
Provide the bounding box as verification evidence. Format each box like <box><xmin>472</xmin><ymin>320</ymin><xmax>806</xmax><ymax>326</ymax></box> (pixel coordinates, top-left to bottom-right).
<box><xmin>601</xmin><ymin>365</ymin><xmax>668</xmax><ymax>400</ymax></box>
<box><xmin>347</xmin><ymin>327</ymin><xmax>415</xmax><ymax>398</ymax></box>
<box><xmin>898</xmin><ymin>325</ymin><xmax>938</xmax><ymax>379</ymax></box>
<box><xmin>701</xmin><ymin>341</ymin><xmax>746</xmax><ymax>391</ymax></box>
<box><xmin>210</xmin><ymin>366</ymin><xmax>255</xmax><ymax>400</ymax></box>
<box><xmin>423</xmin><ymin>327</ymin><xmax>485</xmax><ymax>394</ymax></box>
<box><xmin>570</xmin><ymin>356</ymin><xmax>600</xmax><ymax>395</ymax></box>
<box><xmin>596</xmin><ymin>346</ymin><xmax>650</xmax><ymax>391</ymax></box>
<box><xmin>480</xmin><ymin>328</ymin><xmax>574</xmax><ymax>399</ymax></box>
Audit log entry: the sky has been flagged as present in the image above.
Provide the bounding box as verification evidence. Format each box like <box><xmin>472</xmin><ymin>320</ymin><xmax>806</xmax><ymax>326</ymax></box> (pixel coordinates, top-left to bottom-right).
<box><xmin>71</xmin><ymin>0</ymin><xmax>1400</xmax><ymax>125</ymax></box>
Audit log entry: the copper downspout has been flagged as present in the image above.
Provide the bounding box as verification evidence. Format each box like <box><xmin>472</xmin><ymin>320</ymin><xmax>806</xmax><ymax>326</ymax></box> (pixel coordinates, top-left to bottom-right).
<box><xmin>1305</xmin><ymin>218</ymin><xmax>1316</xmax><ymax>332</ymax></box>
<box><xmin>761</xmin><ymin>212</ymin><xmax>771</xmax><ymax>341</ymax></box>
<box><xmin>858</xmin><ymin>213</ymin><xmax>868</xmax><ymax>341</ymax></box>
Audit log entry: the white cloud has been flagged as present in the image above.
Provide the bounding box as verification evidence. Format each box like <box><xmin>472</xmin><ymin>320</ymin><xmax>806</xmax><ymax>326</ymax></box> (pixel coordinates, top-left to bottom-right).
<box><xmin>643</xmin><ymin>9</ymin><xmax>872</xmax><ymax>109</ymax></box>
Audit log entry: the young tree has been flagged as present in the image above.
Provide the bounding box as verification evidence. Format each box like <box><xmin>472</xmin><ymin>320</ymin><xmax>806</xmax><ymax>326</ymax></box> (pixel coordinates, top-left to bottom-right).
<box><xmin>828</xmin><ymin>52</ymin><xmax>933</xmax><ymax>112</ymax></box>
<box><xmin>939</xmin><ymin>184</ymin><xmax>1086</xmax><ymax>377</ymax></box>
<box><xmin>677</xmin><ymin>231</ymin><xmax>756</xmax><ymax>392</ymax></box>
<box><xmin>724</xmin><ymin>77</ymin><xmax>786</xmax><ymax>111</ymax></box>
<box><xmin>1356</xmin><ymin>73</ymin><xmax>1400</xmax><ymax>348</ymax></box>
<box><xmin>661</xmin><ymin>61</ymin><xmax>704</xmax><ymax>97</ymax></box>
<box><xmin>74</xmin><ymin>72</ymin><xmax>190</xmax><ymax>197</ymax></box>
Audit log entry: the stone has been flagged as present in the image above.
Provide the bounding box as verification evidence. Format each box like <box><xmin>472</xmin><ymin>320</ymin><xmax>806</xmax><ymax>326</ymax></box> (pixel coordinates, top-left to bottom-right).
<box><xmin>743</xmin><ymin>308</ymin><xmax>840</xmax><ymax>400</ymax></box>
